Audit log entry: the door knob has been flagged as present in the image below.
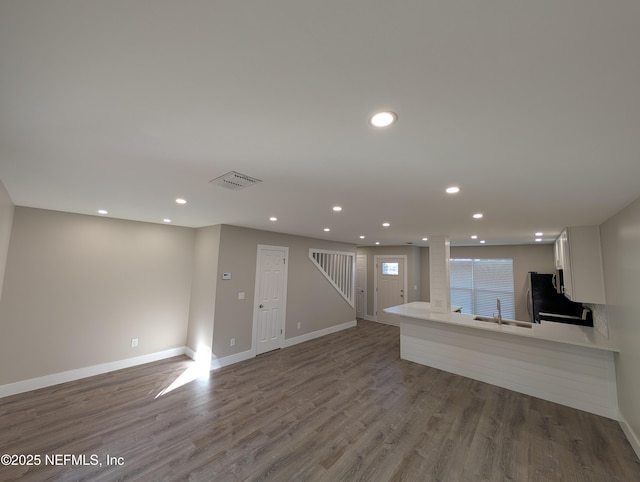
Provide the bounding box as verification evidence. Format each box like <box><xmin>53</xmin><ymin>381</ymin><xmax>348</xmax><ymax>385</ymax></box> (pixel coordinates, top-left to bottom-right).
<box><xmin>259</xmin><ymin>304</ymin><xmax>264</xmax><ymax>308</ymax></box>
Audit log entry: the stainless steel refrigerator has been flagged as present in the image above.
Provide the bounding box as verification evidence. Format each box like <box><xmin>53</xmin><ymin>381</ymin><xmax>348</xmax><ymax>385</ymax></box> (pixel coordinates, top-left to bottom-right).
<box><xmin>526</xmin><ymin>272</ymin><xmax>593</xmax><ymax>326</ymax></box>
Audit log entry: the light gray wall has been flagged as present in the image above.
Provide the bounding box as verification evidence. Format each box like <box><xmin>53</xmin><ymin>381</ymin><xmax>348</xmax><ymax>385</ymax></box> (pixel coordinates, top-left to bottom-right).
<box><xmin>356</xmin><ymin>245</ymin><xmax>422</xmax><ymax>318</ymax></box>
<box><xmin>449</xmin><ymin>245</ymin><xmax>555</xmax><ymax>321</ymax></box>
<box><xmin>0</xmin><ymin>180</ymin><xmax>14</xmax><ymax>303</ymax></box>
<box><xmin>599</xmin><ymin>196</ymin><xmax>640</xmax><ymax>444</ymax></box>
<box><xmin>186</xmin><ymin>225</ymin><xmax>221</xmax><ymax>359</ymax></box>
<box><xmin>0</xmin><ymin>207</ymin><xmax>195</xmax><ymax>385</ymax></box>
<box><xmin>213</xmin><ymin>225</ymin><xmax>357</xmax><ymax>358</ymax></box>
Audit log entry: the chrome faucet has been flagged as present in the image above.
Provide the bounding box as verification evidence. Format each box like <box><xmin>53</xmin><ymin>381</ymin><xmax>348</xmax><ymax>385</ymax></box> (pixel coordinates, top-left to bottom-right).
<box><xmin>496</xmin><ymin>299</ymin><xmax>502</xmax><ymax>325</ymax></box>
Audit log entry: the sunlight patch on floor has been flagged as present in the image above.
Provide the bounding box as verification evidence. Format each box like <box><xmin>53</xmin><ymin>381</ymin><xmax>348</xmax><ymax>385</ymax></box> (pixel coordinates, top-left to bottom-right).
<box><xmin>155</xmin><ymin>346</ymin><xmax>211</xmax><ymax>398</ymax></box>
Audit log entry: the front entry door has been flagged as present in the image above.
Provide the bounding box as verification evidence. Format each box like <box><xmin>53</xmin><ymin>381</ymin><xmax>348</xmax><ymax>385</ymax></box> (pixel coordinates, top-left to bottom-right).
<box><xmin>375</xmin><ymin>256</ymin><xmax>406</xmax><ymax>325</ymax></box>
<box><xmin>254</xmin><ymin>245</ymin><xmax>288</xmax><ymax>355</ymax></box>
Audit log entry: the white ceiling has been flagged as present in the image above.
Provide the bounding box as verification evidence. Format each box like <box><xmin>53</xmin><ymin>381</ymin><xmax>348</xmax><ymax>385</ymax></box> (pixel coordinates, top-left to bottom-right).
<box><xmin>1</xmin><ymin>1</ymin><xmax>639</xmax><ymax>247</ymax></box>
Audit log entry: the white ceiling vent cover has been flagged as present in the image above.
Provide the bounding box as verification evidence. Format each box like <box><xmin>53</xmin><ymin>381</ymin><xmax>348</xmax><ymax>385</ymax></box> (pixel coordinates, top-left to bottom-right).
<box><xmin>209</xmin><ymin>171</ymin><xmax>262</xmax><ymax>191</ymax></box>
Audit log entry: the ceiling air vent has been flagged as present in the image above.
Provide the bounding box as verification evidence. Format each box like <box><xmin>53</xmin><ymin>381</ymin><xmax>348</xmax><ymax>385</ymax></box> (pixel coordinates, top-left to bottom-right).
<box><xmin>209</xmin><ymin>171</ymin><xmax>262</xmax><ymax>191</ymax></box>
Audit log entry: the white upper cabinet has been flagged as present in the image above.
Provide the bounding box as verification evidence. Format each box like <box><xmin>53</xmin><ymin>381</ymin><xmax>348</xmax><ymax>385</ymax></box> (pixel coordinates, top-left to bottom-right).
<box><xmin>557</xmin><ymin>226</ymin><xmax>606</xmax><ymax>304</ymax></box>
<box><xmin>554</xmin><ymin>236</ymin><xmax>564</xmax><ymax>269</ymax></box>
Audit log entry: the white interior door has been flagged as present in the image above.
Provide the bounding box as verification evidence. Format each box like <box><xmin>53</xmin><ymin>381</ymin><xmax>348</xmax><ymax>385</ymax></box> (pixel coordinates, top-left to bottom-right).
<box><xmin>254</xmin><ymin>245</ymin><xmax>288</xmax><ymax>355</ymax></box>
<box><xmin>375</xmin><ymin>256</ymin><xmax>406</xmax><ymax>325</ymax></box>
<box><xmin>356</xmin><ymin>255</ymin><xmax>367</xmax><ymax>319</ymax></box>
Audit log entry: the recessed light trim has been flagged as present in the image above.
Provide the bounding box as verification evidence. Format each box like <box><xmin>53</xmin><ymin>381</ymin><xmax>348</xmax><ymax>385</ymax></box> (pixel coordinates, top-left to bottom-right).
<box><xmin>446</xmin><ymin>186</ymin><xmax>460</xmax><ymax>194</ymax></box>
<box><xmin>375</xmin><ymin>241</ymin><xmax>380</xmax><ymax>245</ymax></box>
<box><xmin>176</xmin><ymin>198</ymin><xmax>187</xmax><ymax>205</ymax></box>
<box><xmin>470</xmin><ymin>235</ymin><xmax>478</xmax><ymax>239</ymax></box>
<box><xmin>97</xmin><ymin>209</ymin><xmax>108</xmax><ymax>215</ymax></box>
<box><xmin>332</xmin><ymin>206</ymin><xmax>342</xmax><ymax>212</ymax></box>
<box><xmin>163</xmin><ymin>218</ymin><xmax>172</xmax><ymax>223</ymax></box>
<box><xmin>535</xmin><ymin>232</ymin><xmax>543</xmax><ymax>236</ymax></box>
<box><xmin>359</xmin><ymin>235</ymin><xmax>365</xmax><ymax>239</ymax></box>
<box><xmin>480</xmin><ymin>240</ymin><xmax>486</xmax><ymax>244</ymax></box>
<box><xmin>473</xmin><ymin>213</ymin><xmax>483</xmax><ymax>219</ymax></box>
<box><xmin>382</xmin><ymin>222</ymin><xmax>390</xmax><ymax>227</ymax></box>
<box><xmin>535</xmin><ymin>238</ymin><xmax>542</xmax><ymax>242</ymax></box>
<box><xmin>324</xmin><ymin>228</ymin><xmax>330</xmax><ymax>232</ymax></box>
<box><xmin>269</xmin><ymin>217</ymin><xmax>277</xmax><ymax>222</ymax></box>
<box><xmin>422</xmin><ymin>237</ymin><xmax>428</xmax><ymax>241</ymax></box>
<box><xmin>369</xmin><ymin>111</ymin><xmax>397</xmax><ymax>128</ymax></box>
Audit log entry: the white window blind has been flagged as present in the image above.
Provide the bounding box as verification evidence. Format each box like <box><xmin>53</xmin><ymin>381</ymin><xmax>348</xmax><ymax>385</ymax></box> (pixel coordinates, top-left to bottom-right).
<box><xmin>450</xmin><ymin>258</ymin><xmax>515</xmax><ymax>318</ymax></box>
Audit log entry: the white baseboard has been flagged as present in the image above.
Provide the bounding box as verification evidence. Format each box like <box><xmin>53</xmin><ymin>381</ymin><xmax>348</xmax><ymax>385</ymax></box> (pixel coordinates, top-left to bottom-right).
<box><xmin>1</xmin><ymin>320</ymin><xmax>359</xmax><ymax>399</ymax></box>
<box><xmin>0</xmin><ymin>347</ymin><xmax>187</xmax><ymax>399</ymax></box>
<box><xmin>283</xmin><ymin>319</ymin><xmax>357</xmax><ymax>347</ymax></box>
<box><xmin>185</xmin><ymin>346</ymin><xmax>255</xmax><ymax>370</ymax></box>
<box><xmin>618</xmin><ymin>412</ymin><xmax>640</xmax><ymax>460</ymax></box>
<box><xmin>210</xmin><ymin>349</ymin><xmax>255</xmax><ymax>370</ymax></box>
<box><xmin>185</xmin><ymin>320</ymin><xmax>357</xmax><ymax>371</ymax></box>
<box><xmin>184</xmin><ymin>346</ymin><xmax>197</xmax><ymax>361</ymax></box>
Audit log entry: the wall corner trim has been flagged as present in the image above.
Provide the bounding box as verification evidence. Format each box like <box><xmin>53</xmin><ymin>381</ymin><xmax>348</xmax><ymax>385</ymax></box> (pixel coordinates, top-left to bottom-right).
<box><xmin>0</xmin><ymin>347</ymin><xmax>187</xmax><ymax>399</ymax></box>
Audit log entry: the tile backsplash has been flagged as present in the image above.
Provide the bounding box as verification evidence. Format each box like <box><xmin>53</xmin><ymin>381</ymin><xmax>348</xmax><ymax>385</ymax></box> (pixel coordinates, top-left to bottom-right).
<box><xmin>585</xmin><ymin>303</ymin><xmax>609</xmax><ymax>339</ymax></box>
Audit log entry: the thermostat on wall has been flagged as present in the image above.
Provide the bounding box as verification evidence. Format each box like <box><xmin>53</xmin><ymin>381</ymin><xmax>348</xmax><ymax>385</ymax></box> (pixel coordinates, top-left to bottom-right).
<box><xmin>222</xmin><ymin>273</ymin><xmax>231</xmax><ymax>280</ymax></box>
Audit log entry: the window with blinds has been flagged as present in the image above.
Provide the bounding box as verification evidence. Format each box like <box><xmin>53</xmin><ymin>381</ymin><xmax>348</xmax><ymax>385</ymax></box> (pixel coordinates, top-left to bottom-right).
<box><xmin>309</xmin><ymin>249</ymin><xmax>355</xmax><ymax>307</ymax></box>
<box><xmin>450</xmin><ymin>258</ymin><xmax>515</xmax><ymax>318</ymax></box>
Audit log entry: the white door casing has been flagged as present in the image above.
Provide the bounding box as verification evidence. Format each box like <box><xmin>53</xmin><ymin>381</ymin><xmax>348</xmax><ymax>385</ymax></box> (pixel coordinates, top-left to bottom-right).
<box><xmin>375</xmin><ymin>255</ymin><xmax>407</xmax><ymax>326</ymax></box>
<box><xmin>356</xmin><ymin>254</ymin><xmax>367</xmax><ymax>319</ymax></box>
<box><xmin>253</xmin><ymin>245</ymin><xmax>288</xmax><ymax>355</ymax></box>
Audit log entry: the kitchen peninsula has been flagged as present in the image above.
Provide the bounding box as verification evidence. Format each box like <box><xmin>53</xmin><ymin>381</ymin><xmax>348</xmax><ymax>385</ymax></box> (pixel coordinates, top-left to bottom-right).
<box><xmin>385</xmin><ymin>301</ymin><xmax>619</xmax><ymax>419</ymax></box>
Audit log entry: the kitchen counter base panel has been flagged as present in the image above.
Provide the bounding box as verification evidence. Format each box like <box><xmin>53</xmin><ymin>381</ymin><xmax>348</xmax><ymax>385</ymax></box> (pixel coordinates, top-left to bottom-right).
<box><xmin>400</xmin><ymin>316</ymin><xmax>618</xmax><ymax>420</ymax></box>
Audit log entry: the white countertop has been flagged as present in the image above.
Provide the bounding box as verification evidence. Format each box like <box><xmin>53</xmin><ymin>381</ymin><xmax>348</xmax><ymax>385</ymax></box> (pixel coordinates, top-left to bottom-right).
<box><xmin>384</xmin><ymin>301</ymin><xmax>619</xmax><ymax>352</ymax></box>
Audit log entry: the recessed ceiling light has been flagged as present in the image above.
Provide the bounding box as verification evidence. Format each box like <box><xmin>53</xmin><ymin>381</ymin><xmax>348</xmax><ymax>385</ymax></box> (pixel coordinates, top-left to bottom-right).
<box><xmin>535</xmin><ymin>232</ymin><xmax>543</xmax><ymax>236</ymax></box>
<box><xmin>359</xmin><ymin>235</ymin><xmax>365</xmax><ymax>239</ymax></box>
<box><xmin>480</xmin><ymin>240</ymin><xmax>486</xmax><ymax>244</ymax></box>
<box><xmin>382</xmin><ymin>222</ymin><xmax>390</xmax><ymax>227</ymax></box>
<box><xmin>470</xmin><ymin>235</ymin><xmax>478</xmax><ymax>239</ymax></box>
<box><xmin>369</xmin><ymin>111</ymin><xmax>397</xmax><ymax>128</ymax></box>
<box><xmin>97</xmin><ymin>209</ymin><xmax>108</xmax><ymax>215</ymax></box>
<box><xmin>176</xmin><ymin>198</ymin><xmax>187</xmax><ymax>205</ymax></box>
<box><xmin>422</xmin><ymin>237</ymin><xmax>428</xmax><ymax>241</ymax></box>
<box><xmin>446</xmin><ymin>186</ymin><xmax>460</xmax><ymax>194</ymax></box>
<box><xmin>332</xmin><ymin>206</ymin><xmax>342</xmax><ymax>212</ymax></box>
<box><xmin>324</xmin><ymin>228</ymin><xmax>330</xmax><ymax>232</ymax></box>
<box><xmin>535</xmin><ymin>238</ymin><xmax>542</xmax><ymax>242</ymax></box>
<box><xmin>473</xmin><ymin>213</ymin><xmax>483</xmax><ymax>219</ymax></box>
<box><xmin>375</xmin><ymin>241</ymin><xmax>380</xmax><ymax>245</ymax></box>
<box><xmin>163</xmin><ymin>218</ymin><xmax>172</xmax><ymax>223</ymax></box>
<box><xmin>269</xmin><ymin>216</ymin><xmax>277</xmax><ymax>222</ymax></box>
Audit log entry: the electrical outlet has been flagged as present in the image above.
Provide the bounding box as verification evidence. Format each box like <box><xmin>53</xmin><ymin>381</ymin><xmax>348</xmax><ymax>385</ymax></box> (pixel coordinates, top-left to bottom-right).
<box><xmin>131</xmin><ymin>338</ymin><xmax>138</xmax><ymax>348</ymax></box>
<box><xmin>230</xmin><ymin>338</ymin><xmax>235</xmax><ymax>347</ymax></box>
<box><xmin>238</xmin><ymin>292</ymin><xmax>245</xmax><ymax>300</ymax></box>
<box><xmin>297</xmin><ymin>322</ymin><xmax>301</xmax><ymax>329</ymax></box>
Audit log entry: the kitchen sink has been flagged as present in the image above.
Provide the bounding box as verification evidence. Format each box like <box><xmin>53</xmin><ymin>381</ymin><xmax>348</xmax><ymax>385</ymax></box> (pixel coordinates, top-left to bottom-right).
<box><xmin>473</xmin><ymin>316</ymin><xmax>533</xmax><ymax>329</ymax></box>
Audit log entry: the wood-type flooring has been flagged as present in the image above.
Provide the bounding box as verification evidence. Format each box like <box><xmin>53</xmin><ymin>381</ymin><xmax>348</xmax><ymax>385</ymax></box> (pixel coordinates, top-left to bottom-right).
<box><xmin>1</xmin><ymin>320</ymin><xmax>639</xmax><ymax>481</ymax></box>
